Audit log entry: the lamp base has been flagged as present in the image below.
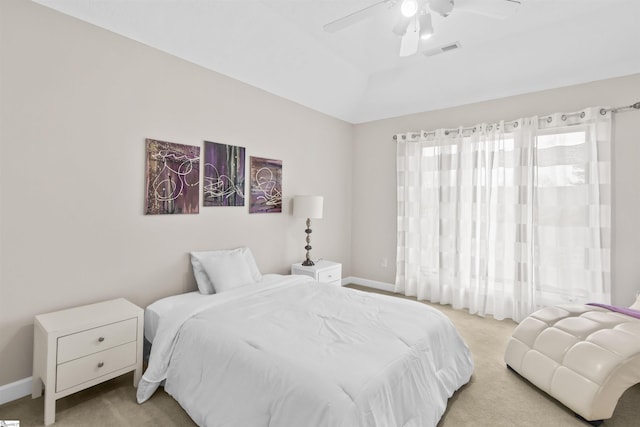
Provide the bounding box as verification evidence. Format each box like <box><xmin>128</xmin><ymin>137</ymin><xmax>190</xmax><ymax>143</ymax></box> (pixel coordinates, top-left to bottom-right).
<box><xmin>301</xmin><ymin>218</ymin><xmax>315</xmax><ymax>267</ymax></box>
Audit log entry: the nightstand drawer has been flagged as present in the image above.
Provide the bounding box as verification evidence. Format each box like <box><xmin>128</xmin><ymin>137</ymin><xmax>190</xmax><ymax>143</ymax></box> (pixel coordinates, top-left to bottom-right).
<box><xmin>57</xmin><ymin>317</ymin><xmax>137</xmax><ymax>364</ymax></box>
<box><xmin>291</xmin><ymin>260</ymin><xmax>342</xmax><ymax>286</ymax></box>
<box><xmin>56</xmin><ymin>341</ymin><xmax>137</xmax><ymax>392</ymax></box>
<box><xmin>318</xmin><ymin>266</ymin><xmax>341</xmax><ymax>284</ymax></box>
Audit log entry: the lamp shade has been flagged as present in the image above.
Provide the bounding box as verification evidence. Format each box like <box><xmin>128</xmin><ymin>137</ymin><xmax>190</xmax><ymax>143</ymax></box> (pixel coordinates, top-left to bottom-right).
<box><xmin>293</xmin><ymin>195</ymin><xmax>324</xmax><ymax>219</ymax></box>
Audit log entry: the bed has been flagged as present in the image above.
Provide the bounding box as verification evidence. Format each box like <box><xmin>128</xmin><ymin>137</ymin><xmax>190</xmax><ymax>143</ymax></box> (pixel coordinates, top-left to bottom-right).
<box><xmin>137</xmin><ymin>250</ymin><xmax>474</xmax><ymax>427</ymax></box>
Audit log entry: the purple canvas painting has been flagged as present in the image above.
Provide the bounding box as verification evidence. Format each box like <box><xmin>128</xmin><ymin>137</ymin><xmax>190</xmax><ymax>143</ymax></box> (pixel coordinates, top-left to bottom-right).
<box><xmin>145</xmin><ymin>138</ymin><xmax>200</xmax><ymax>215</ymax></box>
<box><xmin>249</xmin><ymin>156</ymin><xmax>282</xmax><ymax>213</ymax></box>
<box><xmin>203</xmin><ymin>141</ymin><xmax>245</xmax><ymax>207</ymax></box>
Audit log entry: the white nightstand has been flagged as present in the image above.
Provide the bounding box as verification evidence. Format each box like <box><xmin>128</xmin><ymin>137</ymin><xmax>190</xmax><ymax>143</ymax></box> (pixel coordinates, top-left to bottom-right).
<box><xmin>291</xmin><ymin>260</ymin><xmax>342</xmax><ymax>286</ymax></box>
<box><xmin>32</xmin><ymin>298</ymin><xmax>144</xmax><ymax>425</ymax></box>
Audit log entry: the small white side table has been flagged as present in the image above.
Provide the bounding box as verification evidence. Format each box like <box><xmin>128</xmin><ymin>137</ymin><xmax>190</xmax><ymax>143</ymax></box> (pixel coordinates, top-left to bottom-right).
<box><xmin>291</xmin><ymin>260</ymin><xmax>342</xmax><ymax>286</ymax></box>
<box><xmin>32</xmin><ymin>298</ymin><xmax>144</xmax><ymax>425</ymax></box>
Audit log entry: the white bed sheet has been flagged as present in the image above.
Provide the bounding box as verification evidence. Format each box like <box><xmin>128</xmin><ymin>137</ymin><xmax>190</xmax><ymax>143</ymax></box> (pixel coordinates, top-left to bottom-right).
<box><xmin>138</xmin><ymin>274</ymin><xmax>474</xmax><ymax>427</ymax></box>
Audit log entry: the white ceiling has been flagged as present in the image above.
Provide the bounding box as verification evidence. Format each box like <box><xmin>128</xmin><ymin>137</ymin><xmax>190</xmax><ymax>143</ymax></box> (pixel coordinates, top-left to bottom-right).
<box><xmin>32</xmin><ymin>0</ymin><xmax>640</xmax><ymax>123</ymax></box>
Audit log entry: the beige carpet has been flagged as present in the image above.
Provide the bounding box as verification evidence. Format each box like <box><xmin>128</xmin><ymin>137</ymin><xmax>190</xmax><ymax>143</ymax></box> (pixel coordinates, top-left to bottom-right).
<box><xmin>2</xmin><ymin>285</ymin><xmax>638</xmax><ymax>426</ymax></box>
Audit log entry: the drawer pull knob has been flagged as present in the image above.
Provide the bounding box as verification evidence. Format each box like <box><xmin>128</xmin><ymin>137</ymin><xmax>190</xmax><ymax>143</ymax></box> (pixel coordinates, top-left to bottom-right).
<box><xmin>98</xmin><ymin>337</ymin><xmax>105</xmax><ymax>342</ymax></box>
<box><xmin>97</xmin><ymin>362</ymin><xmax>104</xmax><ymax>368</ymax></box>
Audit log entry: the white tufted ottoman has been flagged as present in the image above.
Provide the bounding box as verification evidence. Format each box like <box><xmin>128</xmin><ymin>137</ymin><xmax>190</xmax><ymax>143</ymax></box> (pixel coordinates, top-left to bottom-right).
<box><xmin>504</xmin><ymin>302</ymin><xmax>640</xmax><ymax>425</ymax></box>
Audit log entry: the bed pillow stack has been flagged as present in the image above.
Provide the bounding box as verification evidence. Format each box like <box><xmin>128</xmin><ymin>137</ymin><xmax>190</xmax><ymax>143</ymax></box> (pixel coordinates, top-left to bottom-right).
<box><xmin>190</xmin><ymin>247</ymin><xmax>262</xmax><ymax>294</ymax></box>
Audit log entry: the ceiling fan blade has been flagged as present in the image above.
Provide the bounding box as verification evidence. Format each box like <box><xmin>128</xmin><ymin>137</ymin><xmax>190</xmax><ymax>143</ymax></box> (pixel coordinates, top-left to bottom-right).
<box><xmin>323</xmin><ymin>0</ymin><xmax>394</xmax><ymax>33</ymax></box>
<box><xmin>399</xmin><ymin>22</ymin><xmax>420</xmax><ymax>57</ymax></box>
<box><xmin>429</xmin><ymin>0</ymin><xmax>454</xmax><ymax>17</ymax></box>
<box><xmin>455</xmin><ymin>0</ymin><xmax>522</xmax><ymax>20</ymax></box>
<box><xmin>392</xmin><ymin>15</ymin><xmax>411</xmax><ymax>36</ymax></box>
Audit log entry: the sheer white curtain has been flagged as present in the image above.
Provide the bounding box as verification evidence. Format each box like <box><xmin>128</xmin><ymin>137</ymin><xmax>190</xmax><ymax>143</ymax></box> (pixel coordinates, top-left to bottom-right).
<box><xmin>395</xmin><ymin>107</ymin><xmax>611</xmax><ymax>322</ymax></box>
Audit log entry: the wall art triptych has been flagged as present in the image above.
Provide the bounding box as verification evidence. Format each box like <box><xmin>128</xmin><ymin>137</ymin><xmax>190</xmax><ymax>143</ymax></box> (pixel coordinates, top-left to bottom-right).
<box><xmin>144</xmin><ymin>138</ymin><xmax>282</xmax><ymax>215</ymax></box>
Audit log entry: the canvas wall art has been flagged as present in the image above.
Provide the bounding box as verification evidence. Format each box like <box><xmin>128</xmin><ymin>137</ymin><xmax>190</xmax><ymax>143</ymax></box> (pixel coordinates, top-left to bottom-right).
<box><xmin>249</xmin><ymin>156</ymin><xmax>282</xmax><ymax>213</ymax></box>
<box><xmin>203</xmin><ymin>141</ymin><xmax>245</xmax><ymax>207</ymax></box>
<box><xmin>144</xmin><ymin>138</ymin><xmax>200</xmax><ymax>215</ymax></box>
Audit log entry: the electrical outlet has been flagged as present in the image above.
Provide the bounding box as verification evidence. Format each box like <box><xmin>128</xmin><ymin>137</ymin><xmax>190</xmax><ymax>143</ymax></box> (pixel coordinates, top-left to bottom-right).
<box><xmin>381</xmin><ymin>257</ymin><xmax>388</xmax><ymax>268</ymax></box>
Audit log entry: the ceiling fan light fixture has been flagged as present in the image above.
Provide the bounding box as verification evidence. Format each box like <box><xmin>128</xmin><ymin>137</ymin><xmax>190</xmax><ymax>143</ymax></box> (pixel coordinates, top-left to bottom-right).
<box><xmin>419</xmin><ymin>13</ymin><xmax>434</xmax><ymax>40</ymax></box>
<box><xmin>400</xmin><ymin>0</ymin><xmax>419</xmax><ymax>18</ymax></box>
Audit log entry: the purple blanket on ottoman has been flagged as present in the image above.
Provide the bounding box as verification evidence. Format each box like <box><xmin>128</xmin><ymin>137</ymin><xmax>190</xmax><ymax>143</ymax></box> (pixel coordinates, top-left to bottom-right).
<box><xmin>587</xmin><ymin>303</ymin><xmax>640</xmax><ymax>320</ymax></box>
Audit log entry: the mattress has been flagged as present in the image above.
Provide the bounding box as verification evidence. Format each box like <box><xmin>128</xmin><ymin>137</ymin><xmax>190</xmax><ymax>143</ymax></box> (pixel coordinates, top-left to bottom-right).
<box><xmin>138</xmin><ymin>274</ymin><xmax>474</xmax><ymax>427</ymax></box>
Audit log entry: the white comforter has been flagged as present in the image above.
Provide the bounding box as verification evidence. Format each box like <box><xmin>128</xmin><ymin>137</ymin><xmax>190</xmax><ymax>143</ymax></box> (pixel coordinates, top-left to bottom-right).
<box><xmin>138</xmin><ymin>275</ymin><xmax>473</xmax><ymax>427</ymax></box>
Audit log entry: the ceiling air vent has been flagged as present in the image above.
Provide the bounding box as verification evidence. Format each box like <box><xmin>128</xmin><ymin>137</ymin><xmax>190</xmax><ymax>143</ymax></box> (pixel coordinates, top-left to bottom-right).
<box><xmin>423</xmin><ymin>42</ymin><xmax>461</xmax><ymax>57</ymax></box>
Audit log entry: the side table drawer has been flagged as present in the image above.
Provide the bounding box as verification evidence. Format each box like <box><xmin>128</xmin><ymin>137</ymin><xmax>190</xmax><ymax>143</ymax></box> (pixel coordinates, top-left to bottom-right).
<box><xmin>318</xmin><ymin>266</ymin><xmax>341</xmax><ymax>284</ymax></box>
<box><xmin>56</xmin><ymin>341</ymin><xmax>137</xmax><ymax>392</ymax></box>
<box><xmin>57</xmin><ymin>317</ymin><xmax>137</xmax><ymax>364</ymax></box>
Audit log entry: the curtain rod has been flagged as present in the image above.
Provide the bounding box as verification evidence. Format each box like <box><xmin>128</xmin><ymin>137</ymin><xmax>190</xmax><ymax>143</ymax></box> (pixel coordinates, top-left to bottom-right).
<box><xmin>393</xmin><ymin>101</ymin><xmax>640</xmax><ymax>141</ymax></box>
<box><xmin>600</xmin><ymin>101</ymin><xmax>640</xmax><ymax>115</ymax></box>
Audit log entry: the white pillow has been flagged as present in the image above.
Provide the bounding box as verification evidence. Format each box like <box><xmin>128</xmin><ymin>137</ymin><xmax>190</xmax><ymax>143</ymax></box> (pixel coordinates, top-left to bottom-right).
<box><xmin>199</xmin><ymin>250</ymin><xmax>255</xmax><ymax>293</ymax></box>
<box><xmin>190</xmin><ymin>247</ymin><xmax>262</xmax><ymax>294</ymax></box>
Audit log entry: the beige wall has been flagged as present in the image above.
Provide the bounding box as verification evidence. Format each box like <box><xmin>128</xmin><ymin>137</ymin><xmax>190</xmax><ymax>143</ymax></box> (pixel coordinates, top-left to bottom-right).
<box><xmin>352</xmin><ymin>73</ymin><xmax>640</xmax><ymax>308</ymax></box>
<box><xmin>0</xmin><ymin>0</ymin><xmax>353</xmax><ymax>386</ymax></box>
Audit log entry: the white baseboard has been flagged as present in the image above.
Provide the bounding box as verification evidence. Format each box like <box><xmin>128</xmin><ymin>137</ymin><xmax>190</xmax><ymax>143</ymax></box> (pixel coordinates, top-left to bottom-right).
<box><xmin>0</xmin><ymin>376</ymin><xmax>32</xmax><ymax>405</ymax></box>
<box><xmin>342</xmin><ymin>276</ymin><xmax>395</xmax><ymax>293</ymax></box>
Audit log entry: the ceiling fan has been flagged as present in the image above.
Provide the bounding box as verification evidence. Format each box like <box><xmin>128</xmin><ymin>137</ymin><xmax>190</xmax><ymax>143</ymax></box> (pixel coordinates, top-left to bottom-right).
<box><xmin>323</xmin><ymin>0</ymin><xmax>522</xmax><ymax>57</ymax></box>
